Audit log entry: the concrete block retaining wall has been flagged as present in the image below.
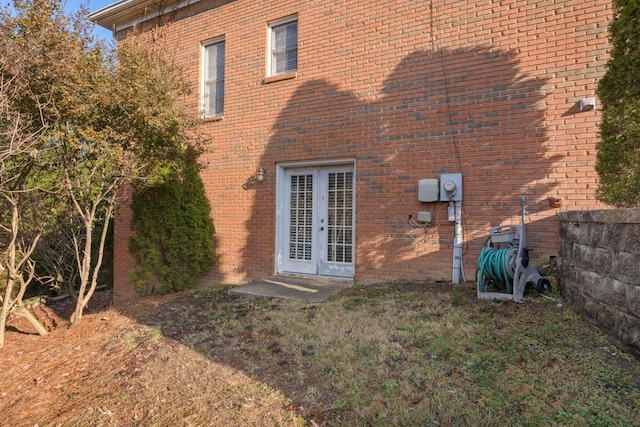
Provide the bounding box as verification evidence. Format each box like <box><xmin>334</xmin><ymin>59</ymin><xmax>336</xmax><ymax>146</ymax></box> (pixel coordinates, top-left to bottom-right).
<box><xmin>558</xmin><ymin>209</ymin><xmax>640</xmax><ymax>358</ymax></box>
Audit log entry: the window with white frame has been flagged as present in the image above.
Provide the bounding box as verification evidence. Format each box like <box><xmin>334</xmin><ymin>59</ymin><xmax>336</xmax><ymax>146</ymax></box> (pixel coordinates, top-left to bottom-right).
<box><xmin>202</xmin><ymin>38</ymin><xmax>225</xmax><ymax>118</ymax></box>
<box><xmin>269</xmin><ymin>17</ymin><xmax>298</xmax><ymax>76</ymax></box>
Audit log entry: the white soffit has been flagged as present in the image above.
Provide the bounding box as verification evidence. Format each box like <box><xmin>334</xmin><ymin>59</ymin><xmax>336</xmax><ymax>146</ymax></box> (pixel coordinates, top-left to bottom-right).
<box><xmin>88</xmin><ymin>0</ymin><xmax>199</xmax><ymax>34</ymax></box>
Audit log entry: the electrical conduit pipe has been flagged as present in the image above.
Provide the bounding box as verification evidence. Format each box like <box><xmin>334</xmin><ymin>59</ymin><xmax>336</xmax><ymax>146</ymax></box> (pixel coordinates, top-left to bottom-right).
<box><xmin>452</xmin><ymin>201</ymin><xmax>463</xmax><ymax>284</ymax></box>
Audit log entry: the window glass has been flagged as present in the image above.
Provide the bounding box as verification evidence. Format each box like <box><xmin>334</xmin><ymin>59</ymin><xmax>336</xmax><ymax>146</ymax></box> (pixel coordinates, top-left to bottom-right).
<box><xmin>203</xmin><ymin>40</ymin><xmax>225</xmax><ymax>117</ymax></box>
<box><xmin>271</xmin><ymin>20</ymin><xmax>297</xmax><ymax>75</ymax></box>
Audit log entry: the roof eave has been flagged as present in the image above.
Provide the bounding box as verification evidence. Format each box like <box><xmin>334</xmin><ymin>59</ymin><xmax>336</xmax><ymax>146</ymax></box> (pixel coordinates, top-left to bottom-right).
<box><xmin>89</xmin><ymin>0</ymin><xmax>192</xmax><ymax>34</ymax></box>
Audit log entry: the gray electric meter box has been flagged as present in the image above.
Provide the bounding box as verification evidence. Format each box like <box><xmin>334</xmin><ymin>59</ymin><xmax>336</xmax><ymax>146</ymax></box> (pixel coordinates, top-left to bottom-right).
<box><xmin>418</xmin><ymin>179</ymin><xmax>439</xmax><ymax>202</ymax></box>
<box><xmin>439</xmin><ymin>173</ymin><xmax>463</xmax><ymax>201</ymax></box>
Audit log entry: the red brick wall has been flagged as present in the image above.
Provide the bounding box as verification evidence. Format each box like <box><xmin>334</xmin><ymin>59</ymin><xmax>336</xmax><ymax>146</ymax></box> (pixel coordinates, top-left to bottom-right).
<box><xmin>112</xmin><ymin>0</ymin><xmax>612</xmax><ymax>299</ymax></box>
<box><xmin>113</xmin><ymin>184</ymin><xmax>137</xmax><ymax>306</ymax></box>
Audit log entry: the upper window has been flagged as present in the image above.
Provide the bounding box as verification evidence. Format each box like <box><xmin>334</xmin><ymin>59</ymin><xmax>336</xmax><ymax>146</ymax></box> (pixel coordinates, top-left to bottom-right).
<box><xmin>202</xmin><ymin>38</ymin><xmax>225</xmax><ymax>118</ymax></box>
<box><xmin>269</xmin><ymin>17</ymin><xmax>298</xmax><ymax>76</ymax></box>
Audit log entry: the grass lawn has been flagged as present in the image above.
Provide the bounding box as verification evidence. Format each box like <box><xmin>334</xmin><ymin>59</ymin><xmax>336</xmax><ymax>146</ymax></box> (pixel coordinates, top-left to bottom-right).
<box><xmin>1</xmin><ymin>281</ymin><xmax>639</xmax><ymax>426</ymax></box>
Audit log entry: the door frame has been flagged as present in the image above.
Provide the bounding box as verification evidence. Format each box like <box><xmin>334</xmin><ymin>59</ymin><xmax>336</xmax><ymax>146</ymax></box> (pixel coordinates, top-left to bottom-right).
<box><xmin>274</xmin><ymin>159</ymin><xmax>356</xmax><ymax>278</ymax></box>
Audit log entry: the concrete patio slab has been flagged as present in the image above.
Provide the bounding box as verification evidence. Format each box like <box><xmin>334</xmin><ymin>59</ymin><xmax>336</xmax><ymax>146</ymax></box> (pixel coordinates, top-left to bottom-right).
<box><xmin>228</xmin><ymin>275</ymin><xmax>352</xmax><ymax>302</ymax></box>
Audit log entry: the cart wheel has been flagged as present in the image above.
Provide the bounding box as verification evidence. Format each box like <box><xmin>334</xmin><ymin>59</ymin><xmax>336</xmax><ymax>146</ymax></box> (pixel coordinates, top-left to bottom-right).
<box><xmin>536</xmin><ymin>278</ymin><xmax>551</xmax><ymax>294</ymax></box>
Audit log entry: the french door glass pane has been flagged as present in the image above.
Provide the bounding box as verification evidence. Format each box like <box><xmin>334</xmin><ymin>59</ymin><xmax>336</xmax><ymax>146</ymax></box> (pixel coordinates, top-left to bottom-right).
<box><xmin>289</xmin><ymin>174</ymin><xmax>313</xmax><ymax>261</ymax></box>
<box><xmin>327</xmin><ymin>172</ymin><xmax>353</xmax><ymax>263</ymax></box>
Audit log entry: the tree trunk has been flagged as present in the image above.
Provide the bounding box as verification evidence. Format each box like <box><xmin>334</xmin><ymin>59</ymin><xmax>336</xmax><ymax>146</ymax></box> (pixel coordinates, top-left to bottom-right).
<box><xmin>0</xmin><ymin>275</ymin><xmax>14</xmax><ymax>349</ymax></box>
<box><xmin>71</xmin><ymin>195</ymin><xmax>115</xmax><ymax>325</ymax></box>
<box><xmin>11</xmin><ymin>306</ymin><xmax>48</xmax><ymax>336</ymax></box>
<box><xmin>1</xmin><ymin>199</ymin><xmax>47</xmax><ymax>346</ymax></box>
<box><xmin>71</xmin><ymin>217</ymin><xmax>92</xmax><ymax>325</ymax></box>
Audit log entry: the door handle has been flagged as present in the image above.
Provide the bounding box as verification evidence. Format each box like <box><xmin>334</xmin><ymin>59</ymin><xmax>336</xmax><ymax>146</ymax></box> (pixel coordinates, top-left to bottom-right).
<box><xmin>320</xmin><ymin>227</ymin><xmax>324</xmax><ymax>231</ymax></box>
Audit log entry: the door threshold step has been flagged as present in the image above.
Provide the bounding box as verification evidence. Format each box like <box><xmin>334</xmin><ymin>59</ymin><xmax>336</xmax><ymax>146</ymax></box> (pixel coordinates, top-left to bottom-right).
<box><xmin>228</xmin><ymin>274</ymin><xmax>352</xmax><ymax>302</ymax></box>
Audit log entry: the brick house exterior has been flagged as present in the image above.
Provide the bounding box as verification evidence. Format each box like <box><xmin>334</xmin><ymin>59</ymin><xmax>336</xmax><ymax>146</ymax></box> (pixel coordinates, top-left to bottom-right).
<box><xmin>91</xmin><ymin>0</ymin><xmax>612</xmax><ymax>304</ymax></box>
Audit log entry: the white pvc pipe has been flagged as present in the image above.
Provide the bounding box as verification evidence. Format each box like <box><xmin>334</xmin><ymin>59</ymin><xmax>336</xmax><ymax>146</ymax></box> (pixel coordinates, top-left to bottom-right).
<box><xmin>452</xmin><ymin>201</ymin><xmax>463</xmax><ymax>284</ymax></box>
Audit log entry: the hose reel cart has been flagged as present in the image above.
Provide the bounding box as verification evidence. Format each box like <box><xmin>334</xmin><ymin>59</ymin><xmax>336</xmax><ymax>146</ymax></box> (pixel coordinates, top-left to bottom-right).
<box><xmin>476</xmin><ymin>196</ymin><xmax>551</xmax><ymax>302</ymax></box>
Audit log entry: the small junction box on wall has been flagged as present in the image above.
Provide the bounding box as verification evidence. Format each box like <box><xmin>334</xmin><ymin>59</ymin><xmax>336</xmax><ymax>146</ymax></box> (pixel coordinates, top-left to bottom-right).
<box><xmin>417</xmin><ymin>211</ymin><xmax>432</xmax><ymax>223</ymax></box>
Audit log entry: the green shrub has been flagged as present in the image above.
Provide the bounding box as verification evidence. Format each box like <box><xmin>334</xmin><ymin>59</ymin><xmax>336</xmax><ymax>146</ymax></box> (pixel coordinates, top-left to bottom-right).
<box><xmin>596</xmin><ymin>0</ymin><xmax>640</xmax><ymax>207</ymax></box>
<box><xmin>129</xmin><ymin>149</ymin><xmax>215</xmax><ymax>295</ymax></box>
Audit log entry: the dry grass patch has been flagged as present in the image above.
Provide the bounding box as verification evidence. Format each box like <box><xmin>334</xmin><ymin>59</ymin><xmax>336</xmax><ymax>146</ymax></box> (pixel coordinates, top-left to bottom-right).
<box><xmin>137</xmin><ymin>281</ymin><xmax>640</xmax><ymax>426</ymax></box>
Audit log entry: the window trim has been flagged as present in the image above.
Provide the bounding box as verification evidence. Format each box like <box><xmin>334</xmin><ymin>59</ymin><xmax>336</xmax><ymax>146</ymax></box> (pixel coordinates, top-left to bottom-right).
<box><xmin>267</xmin><ymin>15</ymin><xmax>298</xmax><ymax>78</ymax></box>
<box><xmin>201</xmin><ymin>36</ymin><xmax>225</xmax><ymax>120</ymax></box>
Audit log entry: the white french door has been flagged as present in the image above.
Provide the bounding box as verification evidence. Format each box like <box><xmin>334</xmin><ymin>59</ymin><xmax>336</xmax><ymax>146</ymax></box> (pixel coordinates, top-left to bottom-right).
<box><xmin>277</xmin><ymin>165</ymin><xmax>354</xmax><ymax>278</ymax></box>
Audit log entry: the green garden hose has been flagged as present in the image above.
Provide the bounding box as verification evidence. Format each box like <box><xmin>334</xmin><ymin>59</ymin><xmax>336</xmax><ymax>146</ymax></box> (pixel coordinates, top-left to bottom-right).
<box><xmin>477</xmin><ymin>246</ymin><xmax>517</xmax><ymax>294</ymax></box>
